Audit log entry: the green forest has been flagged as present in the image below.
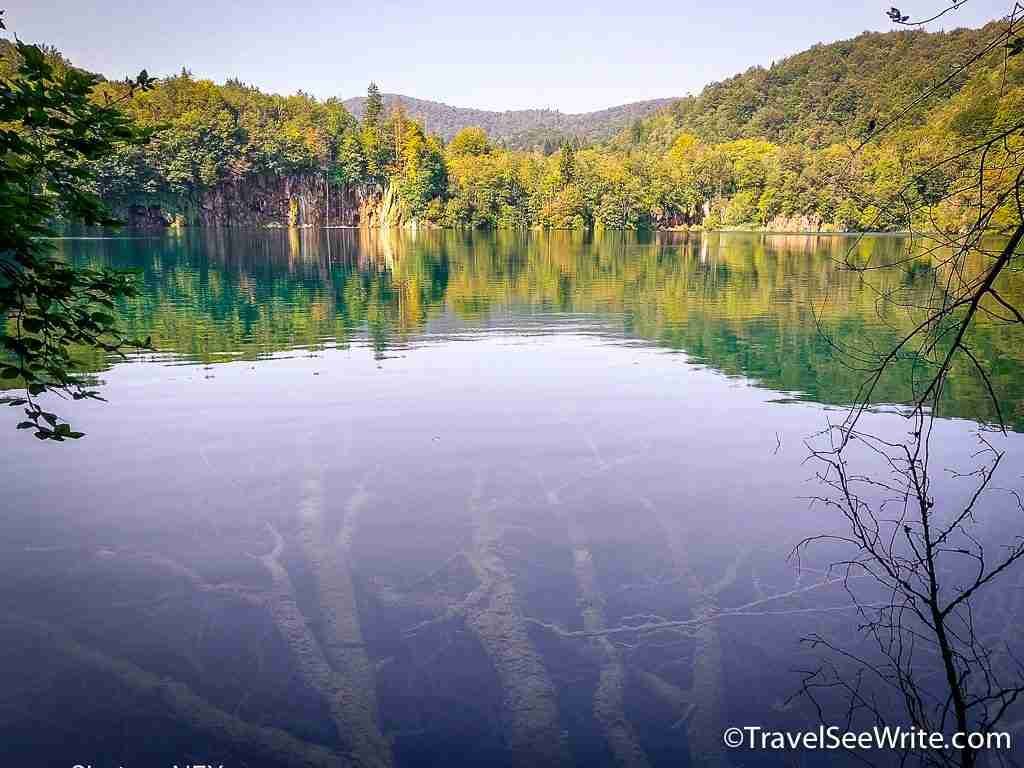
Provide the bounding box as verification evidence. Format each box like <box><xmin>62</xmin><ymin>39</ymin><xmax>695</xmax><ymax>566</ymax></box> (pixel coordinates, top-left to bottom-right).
<box><xmin>4</xmin><ymin>19</ymin><xmax>1023</xmax><ymax>232</ymax></box>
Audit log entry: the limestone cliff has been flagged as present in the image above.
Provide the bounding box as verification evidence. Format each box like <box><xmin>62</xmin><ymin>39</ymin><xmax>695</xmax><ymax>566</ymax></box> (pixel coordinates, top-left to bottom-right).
<box><xmin>114</xmin><ymin>174</ymin><xmax>380</xmax><ymax>229</ymax></box>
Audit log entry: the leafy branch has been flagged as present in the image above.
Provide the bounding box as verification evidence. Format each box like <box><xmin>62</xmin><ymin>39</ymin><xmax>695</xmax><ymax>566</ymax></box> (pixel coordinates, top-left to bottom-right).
<box><xmin>0</xmin><ymin>11</ymin><xmax>155</xmax><ymax>440</ymax></box>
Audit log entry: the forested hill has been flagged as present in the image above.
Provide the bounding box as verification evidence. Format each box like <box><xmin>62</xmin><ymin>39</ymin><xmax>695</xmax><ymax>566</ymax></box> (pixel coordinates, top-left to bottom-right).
<box><xmin>618</xmin><ymin>22</ymin><xmax>1002</xmax><ymax>151</ymax></box>
<box><xmin>343</xmin><ymin>93</ymin><xmax>676</xmax><ymax>150</ymax></box>
<box><xmin>4</xmin><ymin>15</ymin><xmax>1017</xmax><ymax>233</ymax></box>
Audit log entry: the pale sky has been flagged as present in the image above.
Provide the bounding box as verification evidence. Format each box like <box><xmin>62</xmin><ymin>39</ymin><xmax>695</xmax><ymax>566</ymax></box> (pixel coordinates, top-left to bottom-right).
<box><xmin>7</xmin><ymin>0</ymin><xmax>1014</xmax><ymax>112</ymax></box>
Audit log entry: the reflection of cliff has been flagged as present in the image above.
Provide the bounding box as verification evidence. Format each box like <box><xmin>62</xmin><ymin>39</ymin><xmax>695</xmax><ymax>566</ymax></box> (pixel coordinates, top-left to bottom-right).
<box><xmin>59</xmin><ymin>229</ymin><xmax>1024</xmax><ymax>428</ymax></box>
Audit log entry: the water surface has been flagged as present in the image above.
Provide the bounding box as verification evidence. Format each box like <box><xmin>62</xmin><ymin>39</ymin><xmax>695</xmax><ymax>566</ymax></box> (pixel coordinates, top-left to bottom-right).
<box><xmin>2</xmin><ymin>229</ymin><xmax>1022</xmax><ymax>767</ymax></box>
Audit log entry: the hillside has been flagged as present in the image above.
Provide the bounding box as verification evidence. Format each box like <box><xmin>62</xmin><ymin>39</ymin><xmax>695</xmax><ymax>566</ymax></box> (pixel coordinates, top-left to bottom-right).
<box><xmin>618</xmin><ymin>22</ymin><xmax>1004</xmax><ymax>150</ymax></box>
<box><xmin>5</xmin><ymin>15</ymin><xmax>1014</xmax><ymax>233</ymax></box>
<box><xmin>342</xmin><ymin>93</ymin><xmax>676</xmax><ymax>151</ymax></box>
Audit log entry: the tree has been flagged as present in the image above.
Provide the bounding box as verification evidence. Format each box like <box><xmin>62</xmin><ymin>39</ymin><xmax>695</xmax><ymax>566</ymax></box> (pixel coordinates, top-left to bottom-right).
<box><xmin>0</xmin><ymin>15</ymin><xmax>154</xmax><ymax>440</ymax></box>
<box><xmin>448</xmin><ymin>126</ymin><xmax>490</xmax><ymax>157</ymax></box>
<box><xmin>363</xmin><ymin>81</ymin><xmax>383</xmax><ymax>129</ymax></box>
<box><xmin>396</xmin><ymin>119</ymin><xmax>446</xmax><ymax>218</ymax></box>
<box><xmin>793</xmin><ymin>5</ymin><xmax>1024</xmax><ymax>767</ymax></box>
<box><xmin>361</xmin><ymin>83</ymin><xmax>395</xmax><ymax>184</ymax></box>
<box><xmin>557</xmin><ymin>140</ymin><xmax>576</xmax><ymax>185</ymax></box>
<box><xmin>335</xmin><ymin>130</ymin><xmax>366</xmax><ymax>187</ymax></box>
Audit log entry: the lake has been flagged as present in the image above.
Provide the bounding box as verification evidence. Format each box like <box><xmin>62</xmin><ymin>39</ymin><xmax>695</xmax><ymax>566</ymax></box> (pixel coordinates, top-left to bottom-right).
<box><xmin>2</xmin><ymin>229</ymin><xmax>1023</xmax><ymax>768</ymax></box>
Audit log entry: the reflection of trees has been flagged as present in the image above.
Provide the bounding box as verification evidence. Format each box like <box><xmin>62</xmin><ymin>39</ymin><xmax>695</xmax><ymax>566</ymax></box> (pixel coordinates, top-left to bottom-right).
<box><xmin>59</xmin><ymin>229</ymin><xmax>1024</xmax><ymax>426</ymax></box>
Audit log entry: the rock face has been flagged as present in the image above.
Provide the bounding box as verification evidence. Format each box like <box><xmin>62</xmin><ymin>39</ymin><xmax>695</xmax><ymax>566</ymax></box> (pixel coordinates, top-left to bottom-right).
<box><xmin>763</xmin><ymin>214</ymin><xmax>833</xmax><ymax>232</ymax></box>
<box><xmin>112</xmin><ymin>174</ymin><xmax>378</xmax><ymax>229</ymax></box>
<box><xmin>123</xmin><ymin>204</ymin><xmax>172</xmax><ymax>228</ymax></box>
<box><xmin>653</xmin><ymin>206</ymin><xmax>703</xmax><ymax>229</ymax></box>
<box><xmin>117</xmin><ymin>177</ymin><xmax>845</xmax><ymax>234</ymax></box>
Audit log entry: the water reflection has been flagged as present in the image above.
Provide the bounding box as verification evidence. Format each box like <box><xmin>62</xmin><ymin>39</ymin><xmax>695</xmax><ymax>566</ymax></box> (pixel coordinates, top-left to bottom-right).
<box><xmin>1</xmin><ymin>230</ymin><xmax>1022</xmax><ymax>767</ymax></box>
<box><xmin>56</xmin><ymin>228</ymin><xmax>1024</xmax><ymax>427</ymax></box>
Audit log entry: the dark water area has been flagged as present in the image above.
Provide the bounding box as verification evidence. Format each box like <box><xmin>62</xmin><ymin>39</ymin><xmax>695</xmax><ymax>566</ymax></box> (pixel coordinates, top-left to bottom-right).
<box><xmin>2</xmin><ymin>229</ymin><xmax>1023</xmax><ymax>767</ymax></box>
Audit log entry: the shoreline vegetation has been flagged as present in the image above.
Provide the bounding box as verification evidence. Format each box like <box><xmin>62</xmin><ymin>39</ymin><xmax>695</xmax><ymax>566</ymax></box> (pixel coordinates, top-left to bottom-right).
<box><xmin>145</xmin><ymin>221</ymin><xmax>915</xmax><ymax>235</ymax></box>
<box><xmin>149</xmin><ymin>218</ymin><xmax>914</xmax><ymax>235</ymax></box>
<box><xmin>5</xmin><ymin>18</ymin><xmax>1022</xmax><ymax>236</ymax></box>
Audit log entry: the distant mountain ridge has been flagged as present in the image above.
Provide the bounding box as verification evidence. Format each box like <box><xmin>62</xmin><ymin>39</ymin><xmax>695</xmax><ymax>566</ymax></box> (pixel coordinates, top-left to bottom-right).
<box><xmin>345</xmin><ymin>22</ymin><xmax>999</xmax><ymax>153</ymax></box>
<box><xmin>342</xmin><ymin>93</ymin><xmax>677</xmax><ymax>150</ymax></box>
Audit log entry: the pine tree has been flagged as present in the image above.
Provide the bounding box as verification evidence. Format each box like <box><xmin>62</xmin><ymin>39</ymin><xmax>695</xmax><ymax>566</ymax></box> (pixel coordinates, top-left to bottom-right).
<box><xmin>364</xmin><ymin>81</ymin><xmax>383</xmax><ymax>129</ymax></box>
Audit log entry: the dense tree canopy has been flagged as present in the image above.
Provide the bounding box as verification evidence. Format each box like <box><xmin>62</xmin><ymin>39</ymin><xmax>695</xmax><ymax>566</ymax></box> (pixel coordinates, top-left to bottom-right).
<box><xmin>2</xmin><ymin>17</ymin><xmax>1020</xmax><ymax>235</ymax></box>
<box><xmin>616</xmin><ymin>23</ymin><xmax>1000</xmax><ymax>150</ymax></box>
<box><xmin>91</xmin><ymin>72</ymin><xmax>360</xmax><ymax>211</ymax></box>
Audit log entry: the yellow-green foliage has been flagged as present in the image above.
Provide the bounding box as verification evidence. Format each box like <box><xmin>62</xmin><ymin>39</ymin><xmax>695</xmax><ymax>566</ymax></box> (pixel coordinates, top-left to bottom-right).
<box><xmin>8</xmin><ymin>17</ymin><xmax>1016</xmax><ymax>233</ymax></box>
